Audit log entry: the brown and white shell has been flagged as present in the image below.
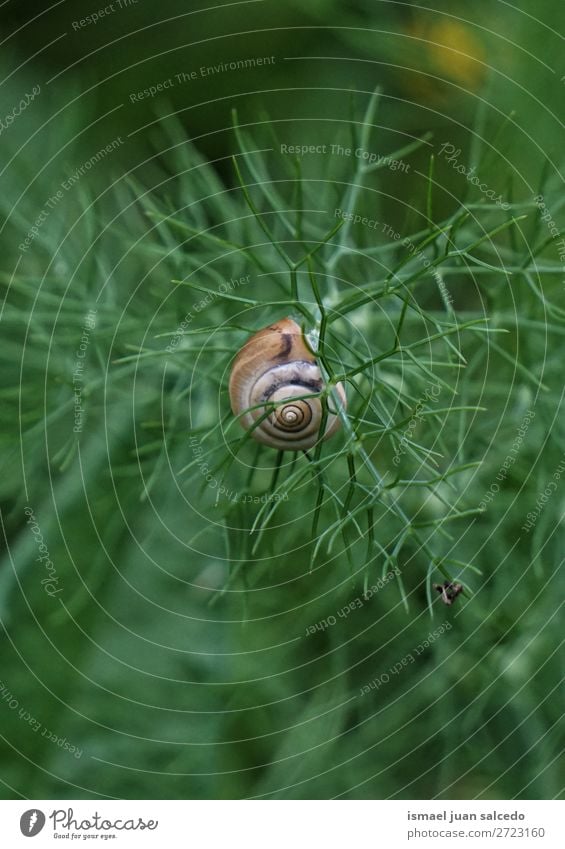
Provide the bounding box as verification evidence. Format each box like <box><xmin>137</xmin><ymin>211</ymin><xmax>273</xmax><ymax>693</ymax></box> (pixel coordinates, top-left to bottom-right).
<box><xmin>228</xmin><ymin>317</ymin><xmax>346</xmax><ymax>450</ymax></box>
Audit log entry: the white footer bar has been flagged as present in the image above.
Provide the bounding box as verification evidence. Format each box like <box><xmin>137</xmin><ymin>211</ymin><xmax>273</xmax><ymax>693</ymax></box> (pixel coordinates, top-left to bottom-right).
<box><xmin>0</xmin><ymin>800</ymin><xmax>562</xmax><ymax>848</ymax></box>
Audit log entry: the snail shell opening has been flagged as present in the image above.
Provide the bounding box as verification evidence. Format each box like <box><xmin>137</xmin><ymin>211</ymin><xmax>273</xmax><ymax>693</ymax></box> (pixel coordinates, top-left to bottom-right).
<box><xmin>228</xmin><ymin>317</ymin><xmax>347</xmax><ymax>451</ymax></box>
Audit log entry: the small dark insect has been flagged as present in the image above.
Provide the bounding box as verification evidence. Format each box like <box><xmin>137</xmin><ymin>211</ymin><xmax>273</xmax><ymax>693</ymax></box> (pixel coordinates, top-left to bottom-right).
<box><xmin>433</xmin><ymin>581</ymin><xmax>464</xmax><ymax>606</ymax></box>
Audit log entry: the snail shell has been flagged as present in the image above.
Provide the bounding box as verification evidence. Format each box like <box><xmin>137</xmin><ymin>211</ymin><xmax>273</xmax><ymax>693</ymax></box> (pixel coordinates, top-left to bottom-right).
<box><xmin>229</xmin><ymin>317</ymin><xmax>346</xmax><ymax>451</ymax></box>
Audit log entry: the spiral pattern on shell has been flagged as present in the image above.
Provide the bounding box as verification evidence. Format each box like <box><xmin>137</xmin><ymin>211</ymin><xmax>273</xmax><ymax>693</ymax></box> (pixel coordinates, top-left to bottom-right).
<box><xmin>228</xmin><ymin>317</ymin><xmax>347</xmax><ymax>451</ymax></box>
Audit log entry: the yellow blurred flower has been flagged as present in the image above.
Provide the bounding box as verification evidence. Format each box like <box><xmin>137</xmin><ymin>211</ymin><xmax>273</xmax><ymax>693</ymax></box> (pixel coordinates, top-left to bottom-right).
<box><xmin>405</xmin><ymin>16</ymin><xmax>486</xmax><ymax>101</ymax></box>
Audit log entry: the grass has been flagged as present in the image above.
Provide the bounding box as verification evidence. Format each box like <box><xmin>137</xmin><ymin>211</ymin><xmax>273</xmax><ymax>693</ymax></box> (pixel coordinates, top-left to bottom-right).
<box><xmin>0</xmin><ymin>77</ymin><xmax>564</xmax><ymax>800</ymax></box>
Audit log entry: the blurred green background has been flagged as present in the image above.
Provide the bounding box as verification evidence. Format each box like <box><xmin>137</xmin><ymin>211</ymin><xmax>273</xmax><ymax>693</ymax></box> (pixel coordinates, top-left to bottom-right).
<box><xmin>0</xmin><ymin>0</ymin><xmax>563</xmax><ymax>800</ymax></box>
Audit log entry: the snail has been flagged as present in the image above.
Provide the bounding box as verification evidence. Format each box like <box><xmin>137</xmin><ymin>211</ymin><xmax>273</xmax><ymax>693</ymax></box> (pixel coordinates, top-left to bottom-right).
<box><xmin>229</xmin><ymin>317</ymin><xmax>346</xmax><ymax>450</ymax></box>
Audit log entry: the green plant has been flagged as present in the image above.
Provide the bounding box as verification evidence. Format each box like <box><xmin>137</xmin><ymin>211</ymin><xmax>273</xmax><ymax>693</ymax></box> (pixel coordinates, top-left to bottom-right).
<box><xmin>124</xmin><ymin>94</ymin><xmax>561</xmax><ymax>615</ymax></box>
